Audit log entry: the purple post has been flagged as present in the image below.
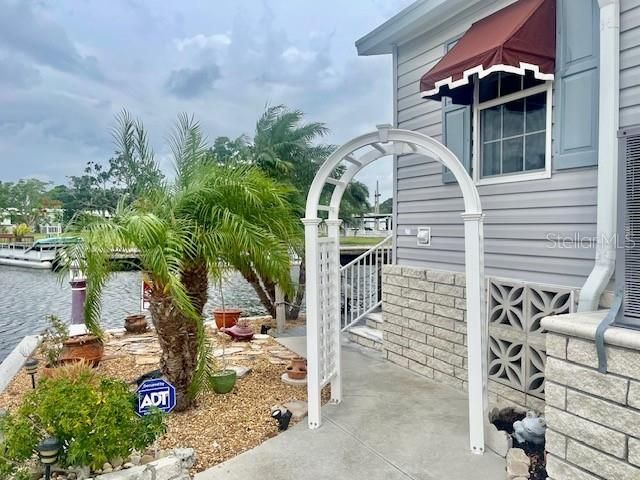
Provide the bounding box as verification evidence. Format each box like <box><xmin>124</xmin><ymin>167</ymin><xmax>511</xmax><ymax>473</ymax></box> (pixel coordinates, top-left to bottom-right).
<box><xmin>69</xmin><ymin>262</ymin><xmax>86</xmax><ymax>325</ymax></box>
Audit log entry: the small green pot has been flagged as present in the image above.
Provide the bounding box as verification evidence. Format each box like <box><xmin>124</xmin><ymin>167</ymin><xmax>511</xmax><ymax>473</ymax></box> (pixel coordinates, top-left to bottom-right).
<box><xmin>210</xmin><ymin>370</ymin><xmax>237</xmax><ymax>394</ymax></box>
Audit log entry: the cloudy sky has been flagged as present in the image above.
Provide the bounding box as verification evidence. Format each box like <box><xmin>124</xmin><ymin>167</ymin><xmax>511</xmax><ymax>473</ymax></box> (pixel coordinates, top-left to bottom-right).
<box><xmin>0</xmin><ymin>0</ymin><xmax>414</xmax><ymax>202</ymax></box>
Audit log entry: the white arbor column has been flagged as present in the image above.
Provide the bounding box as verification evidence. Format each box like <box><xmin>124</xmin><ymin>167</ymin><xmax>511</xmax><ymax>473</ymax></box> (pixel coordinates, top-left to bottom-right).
<box><xmin>325</xmin><ymin>219</ymin><xmax>343</xmax><ymax>404</ymax></box>
<box><xmin>302</xmin><ymin>217</ymin><xmax>323</xmax><ymax>429</ymax></box>
<box><xmin>461</xmin><ymin>212</ymin><xmax>488</xmax><ymax>454</ymax></box>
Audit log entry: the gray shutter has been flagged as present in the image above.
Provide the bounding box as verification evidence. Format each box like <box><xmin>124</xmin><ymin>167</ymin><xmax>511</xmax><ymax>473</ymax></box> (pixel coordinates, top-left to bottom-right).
<box><xmin>554</xmin><ymin>0</ymin><xmax>600</xmax><ymax>169</ymax></box>
<box><xmin>442</xmin><ymin>103</ymin><xmax>472</xmax><ymax>183</ymax></box>
<box><xmin>441</xmin><ymin>36</ymin><xmax>471</xmax><ymax>184</ymax></box>
<box><xmin>616</xmin><ymin>127</ymin><xmax>640</xmax><ymax>327</ymax></box>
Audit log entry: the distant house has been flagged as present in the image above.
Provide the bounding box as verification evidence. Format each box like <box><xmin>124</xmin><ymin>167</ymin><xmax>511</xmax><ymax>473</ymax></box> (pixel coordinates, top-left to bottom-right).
<box><xmin>0</xmin><ymin>207</ymin><xmax>63</xmax><ymax>235</ymax></box>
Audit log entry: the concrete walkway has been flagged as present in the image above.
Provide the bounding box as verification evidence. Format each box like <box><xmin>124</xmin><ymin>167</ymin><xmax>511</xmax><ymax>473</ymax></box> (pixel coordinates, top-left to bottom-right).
<box><xmin>196</xmin><ymin>341</ymin><xmax>505</xmax><ymax>480</ymax></box>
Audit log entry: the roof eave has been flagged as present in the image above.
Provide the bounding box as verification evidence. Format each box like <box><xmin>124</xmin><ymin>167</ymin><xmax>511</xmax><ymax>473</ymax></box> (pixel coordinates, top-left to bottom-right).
<box><xmin>356</xmin><ymin>0</ymin><xmax>484</xmax><ymax>56</ymax></box>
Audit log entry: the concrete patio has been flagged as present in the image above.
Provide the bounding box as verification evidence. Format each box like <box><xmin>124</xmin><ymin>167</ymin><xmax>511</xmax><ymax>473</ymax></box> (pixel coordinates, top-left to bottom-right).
<box><xmin>196</xmin><ymin>340</ymin><xmax>505</xmax><ymax>480</ymax></box>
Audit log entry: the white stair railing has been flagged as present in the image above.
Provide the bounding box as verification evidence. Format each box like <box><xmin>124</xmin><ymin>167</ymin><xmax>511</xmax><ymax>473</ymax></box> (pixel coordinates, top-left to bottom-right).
<box><xmin>340</xmin><ymin>234</ymin><xmax>392</xmax><ymax>331</ymax></box>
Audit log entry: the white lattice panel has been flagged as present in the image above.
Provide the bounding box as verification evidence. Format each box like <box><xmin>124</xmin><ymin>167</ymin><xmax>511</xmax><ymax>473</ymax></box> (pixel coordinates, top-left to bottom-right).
<box><xmin>318</xmin><ymin>237</ymin><xmax>339</xmax><ymax>386</ymax></box>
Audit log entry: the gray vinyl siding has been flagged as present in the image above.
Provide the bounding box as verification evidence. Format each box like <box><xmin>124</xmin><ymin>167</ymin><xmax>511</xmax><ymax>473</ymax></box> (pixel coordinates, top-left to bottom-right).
<box><xmin>621</xmin><ymin>0</ymin><xmax>640</xmax><ymax>129</ymax></box>
<box><xmin>393</xmin><ymin>1</ymin><xmax>601</xmax><ymax>288</ymax></box>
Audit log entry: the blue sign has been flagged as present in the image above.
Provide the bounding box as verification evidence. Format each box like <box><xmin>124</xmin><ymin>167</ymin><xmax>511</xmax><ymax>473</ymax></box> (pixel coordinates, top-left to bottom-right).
<box><xmin>135</xmin><ymin>379</ymin><xmax>176</xmax><ymax>417</ymax></box>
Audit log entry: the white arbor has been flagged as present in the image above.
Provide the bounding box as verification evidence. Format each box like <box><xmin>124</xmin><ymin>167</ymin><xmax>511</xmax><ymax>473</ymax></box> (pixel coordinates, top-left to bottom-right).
<box><xmin>303</xmin><ymin>125</ymin><xmax>489</xmax><ymax>453</ymax></box>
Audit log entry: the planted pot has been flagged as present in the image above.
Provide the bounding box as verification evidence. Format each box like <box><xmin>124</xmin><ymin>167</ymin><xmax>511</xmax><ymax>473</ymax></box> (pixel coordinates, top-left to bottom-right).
<box><xmin>286</xmin><ymin>357</ymin><xmax>307</xmax><ymax>380</ymax></box>
<box><xmin>62</xmin><ymin>335</ymin><xmax>104</xmax><ymax>367</ymax></box>
<box><xmin>213</xmin><ymin>308</ymin><xmax>242</xmax><ymax>330</ymax></box>
<box><xmin>210</xmin><ymin>370</ymin><xmax>237</xmax><ymax>394</ymax></box>
<box><xmin>42</xmin><ymin>357</ymin><xmax>84</xmax><ymax>378</ymax></box>
<box><xmin>124</xmin><ymin>314</ymin><xmax>148</xmax><ymax>334</ymax></box>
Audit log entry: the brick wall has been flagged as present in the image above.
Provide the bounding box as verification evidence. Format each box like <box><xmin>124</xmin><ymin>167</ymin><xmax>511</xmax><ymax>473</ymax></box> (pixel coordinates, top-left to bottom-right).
<box><xmin>543</xmin><ymin>312</ymin><xmax>640</xmax><ymax>480</ymax></box>
<box><xmin>381</xmin><ymin>265</ymin><xmax>544</xmax><ymax>412</ymax></box>
<box><xmin>382</xmin><ymin>265</ymin><xmax>468</xmax><ymax>389</ymax></box>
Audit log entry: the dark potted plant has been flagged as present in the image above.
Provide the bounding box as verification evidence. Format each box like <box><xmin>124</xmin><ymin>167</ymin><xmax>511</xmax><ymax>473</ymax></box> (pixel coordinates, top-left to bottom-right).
<box><xmin>210</xmin><ymin>278</ymin><xmax>237</xmax><ymax>394</ymax></box>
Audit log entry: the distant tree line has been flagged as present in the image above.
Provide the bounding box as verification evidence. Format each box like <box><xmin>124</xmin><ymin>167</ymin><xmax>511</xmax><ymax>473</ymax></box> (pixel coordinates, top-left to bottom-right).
<box><xmin>1</xmin><ymin>107</ymin><xmax>372</xmax><ymax>230</ymax></box>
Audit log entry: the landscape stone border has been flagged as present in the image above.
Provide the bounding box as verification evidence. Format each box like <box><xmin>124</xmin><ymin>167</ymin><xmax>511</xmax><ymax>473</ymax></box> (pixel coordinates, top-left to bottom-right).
<box><xmin>90</xmin><ymin>449</ymin><xmax>194</xmax><ymax>480</ymax></box>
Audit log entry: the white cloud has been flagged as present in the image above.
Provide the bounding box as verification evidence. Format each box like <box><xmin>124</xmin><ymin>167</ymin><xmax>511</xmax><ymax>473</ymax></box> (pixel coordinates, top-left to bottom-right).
<box><xmin>175</xmin><ymin>33</ymin><xmax>231</xmax><ymax>51</ymax></box>
<box><xmin>281</xmin><ymin>47</ymin><xmax>317</xmax><ymax>64</ymax></box>
<box><xmin>0</xmin><ymin>0</ymin><xmax>409</xmax><ymax>206</ymax></box>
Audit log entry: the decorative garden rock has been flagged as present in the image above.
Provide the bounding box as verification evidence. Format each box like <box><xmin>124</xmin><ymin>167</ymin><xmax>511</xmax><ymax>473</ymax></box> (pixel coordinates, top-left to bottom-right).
<box><xmin>90</xmin><ymin>449</ymin><xmax>194</xmax><ymax>480</ymax></box>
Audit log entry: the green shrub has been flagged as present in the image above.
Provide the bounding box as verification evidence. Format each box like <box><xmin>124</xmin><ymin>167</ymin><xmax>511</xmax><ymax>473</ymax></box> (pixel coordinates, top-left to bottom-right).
<box><xmin>39</xmin><ymin>314</ymin><xmax>69</xmax><ymax>367</ymax></box>
<box><xmin>0</xmin><ymin>365</ymin><xmax>165</xmax><ymax>470</ymax></box>
<box><xmin>13</xmin><ymin>224</ymin><xmax>30</xmax><ymax>239</ymax></box>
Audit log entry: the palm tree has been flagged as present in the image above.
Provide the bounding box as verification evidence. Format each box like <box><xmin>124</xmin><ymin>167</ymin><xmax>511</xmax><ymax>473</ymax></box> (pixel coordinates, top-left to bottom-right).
<box><xmin>67</xmin><ymin>112</ymin><xmax>298</xmax><ymax>411</ymax></box>
<box><xmin>221</xmin><ymin>105</ymin><xmax>371</xmax><ymax>320</ymax></box>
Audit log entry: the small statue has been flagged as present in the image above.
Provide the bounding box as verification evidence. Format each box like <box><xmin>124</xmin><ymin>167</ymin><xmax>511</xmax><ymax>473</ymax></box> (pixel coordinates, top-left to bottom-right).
<box><xmin>513</xmin><ymin>411</ymin><xmax>546</xmax><ymax>444</ymax></box>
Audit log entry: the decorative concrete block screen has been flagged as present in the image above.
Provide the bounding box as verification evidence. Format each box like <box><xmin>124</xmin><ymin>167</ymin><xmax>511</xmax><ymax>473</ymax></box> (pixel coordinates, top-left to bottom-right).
<box><xmin>488</xmin><ymin>279</ymin><xmax>575</xmax><ymax>403</ymax></box>
<box><xmin>381</xmin><ymin>265</ymin><xmax>575</xmax><ymax>412</ymax></box>
<box><xmin>542</xmin><ymin>312</ymin><xmax>640</xmax><ymax>480</ymax></box>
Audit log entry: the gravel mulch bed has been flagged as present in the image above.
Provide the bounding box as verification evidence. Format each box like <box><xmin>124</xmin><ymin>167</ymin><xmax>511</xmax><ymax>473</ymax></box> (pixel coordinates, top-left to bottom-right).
<box><xmin>0</xmin><ymin>320</ymin><xmax>327</xmax><ymax>473</ymax></box>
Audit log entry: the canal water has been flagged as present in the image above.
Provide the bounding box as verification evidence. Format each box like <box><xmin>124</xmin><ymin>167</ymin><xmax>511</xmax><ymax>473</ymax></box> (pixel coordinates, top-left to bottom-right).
<box><xmin>0</xmin><ymin>266</ymin><xmax>268</xmax><ymax>362</ymax></box>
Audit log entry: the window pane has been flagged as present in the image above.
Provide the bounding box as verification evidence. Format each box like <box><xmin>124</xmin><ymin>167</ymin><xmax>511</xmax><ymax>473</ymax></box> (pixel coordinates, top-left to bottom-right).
<box><xmin>481</xmin><ymin>106</ymin><xmax>501</xmax><ymax>142</ymax></box>
<box><xmin>526</xmin><ymin>92</ymin><xmax>546</xmax><ymax>133</ymax></box>
<box><xmin>525</xmin><ymin>132</ymin><xmax>546</xmax><ymax>171</ymax></box>
<box><xmin>479</xmin><ymin>73</ymin><xmax>499</xmax><ymax>102</ymax></box>
<box><xmin>482</xmin><ymin>141</ymin><xmax>501</xmax><ymax>176</ymax></box>
<box><xmin>500</xmin><ymin>72</ymin><xmax>522</xmax><ymax>96</ymax></box>
<box><xmin>502</xmin><ymin>137</ymin><xmax>524</xmax><ymax>173</ymax></box>
<box><xmin>503</xmin><ymin>99</ymin><xmax>524</xmax><ymax>138</ymax></box>
<box><xmin>523</xmin><ymin>71</ymin><xmax>544</xmax><ymax>89</ymax></box>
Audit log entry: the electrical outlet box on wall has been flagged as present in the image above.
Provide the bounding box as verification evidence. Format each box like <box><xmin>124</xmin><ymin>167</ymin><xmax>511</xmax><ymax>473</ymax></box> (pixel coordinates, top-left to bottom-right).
<box><xmin>417</xmin><ymin>227</ymin><xmax>431</xmax><ymax>247</ymax></box>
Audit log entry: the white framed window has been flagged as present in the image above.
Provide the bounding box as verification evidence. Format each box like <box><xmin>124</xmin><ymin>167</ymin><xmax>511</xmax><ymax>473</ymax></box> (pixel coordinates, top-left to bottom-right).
<box><xmin>472</xmin><ymin>72</ymin><xmax>553</xmax><ymax>185</ymax></box>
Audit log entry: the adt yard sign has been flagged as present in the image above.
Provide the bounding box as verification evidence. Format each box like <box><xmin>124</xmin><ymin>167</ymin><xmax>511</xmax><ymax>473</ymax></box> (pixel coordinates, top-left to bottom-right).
<box><xmin>135</xmin><ymin>379</ymin><xmax>176</xmax><ymax>416</ymax></box>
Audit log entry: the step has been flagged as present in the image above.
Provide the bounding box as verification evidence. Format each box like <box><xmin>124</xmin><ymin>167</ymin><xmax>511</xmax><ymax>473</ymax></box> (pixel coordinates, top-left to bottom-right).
<box><xmin>366</xmin><ymin>311</ymin><xmax>384</xmax><ymax>329</ymax></box>
<box><xmin>347</xmin><ymin>325</ymin><xmax>383</xmax><ymax>351</ymax></box>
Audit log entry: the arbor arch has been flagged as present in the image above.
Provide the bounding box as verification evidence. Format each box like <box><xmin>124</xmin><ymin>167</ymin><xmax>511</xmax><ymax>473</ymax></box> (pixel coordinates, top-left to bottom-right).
<box><xmin>303</xmin><ymin>125</ymin><xmax>488</xmax><ymax>454</ymax></box>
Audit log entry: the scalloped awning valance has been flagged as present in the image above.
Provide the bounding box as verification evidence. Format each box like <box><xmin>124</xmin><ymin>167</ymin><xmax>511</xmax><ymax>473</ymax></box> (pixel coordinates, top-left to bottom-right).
<box><xmin>419</xmin><ymin>0</ymin><xmax>555</xmax><ymax>104</ymax></box>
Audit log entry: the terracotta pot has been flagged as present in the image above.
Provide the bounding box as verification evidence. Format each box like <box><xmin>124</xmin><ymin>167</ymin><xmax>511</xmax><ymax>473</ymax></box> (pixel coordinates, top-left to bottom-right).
<box><xmin>210</xmin><ymin>370</ymin><xmax>237</xmax><ymax>394</ymax></box>
<box><xmin>61</xmin><ymin>335</ymin><xmax>104</xmax><ymax>367</ymax></box>
<box><xmin>124</xmin><ymin>314</ymin><xmax>148</xmax><ymax>334</ymax></box>
<box><xmin>42</xmin><ymin>357</ymin><xmax>84</xmax><ymax>378</ymax></box>
<box><xmin>286</xmin><ymin>357</ymin><xmax>307</xmax><ymax>380</ymax></box>
<box><xmin>213</xmin><ymin>308</ymin><xmax>242</xmax><ymax>330</ymax></box>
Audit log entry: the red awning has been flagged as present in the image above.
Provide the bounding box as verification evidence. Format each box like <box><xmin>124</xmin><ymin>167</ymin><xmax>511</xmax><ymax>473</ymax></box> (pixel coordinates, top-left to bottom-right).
<box><xmin>419</xmin><ymin>0</ymin><xmax>555</xmax><ymax>104</ymax></box>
